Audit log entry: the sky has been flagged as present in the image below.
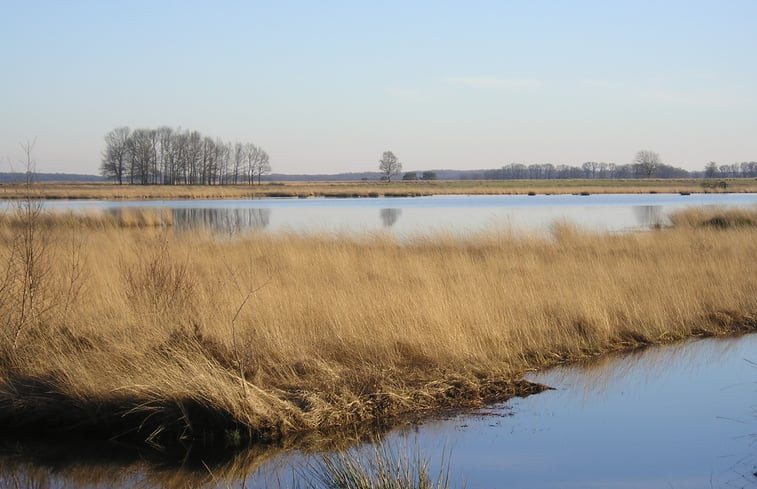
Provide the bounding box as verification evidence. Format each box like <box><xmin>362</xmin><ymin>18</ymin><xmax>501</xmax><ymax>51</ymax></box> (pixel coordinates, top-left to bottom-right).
<box><xmin>2</xmin><ymin>0</ymin><xmax>757</xmax><ymax>175</ymax></box>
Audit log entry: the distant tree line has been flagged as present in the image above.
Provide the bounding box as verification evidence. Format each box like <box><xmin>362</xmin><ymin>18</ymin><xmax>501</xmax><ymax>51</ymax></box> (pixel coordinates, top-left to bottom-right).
<box><xmin>0</xmin><ymin>172</ymin><xmax>103</xmax><ymax>183</ymax></box>
<box><xmin>704</xmin><ymin>161</ymin><xmax>757</xmax><ymax>179</ymax></box>
<box><xmin>100</xmin><ymin>126</ymin><xmax>271</xmax><ymax>185</ymax></box>
<box><xmin>481</xmin><ymin>162</ymin><xmax>690</xmax><ymax>181</ymax></box>
<box><xmin>471</xmin><ymin>160</ymin><xmax>757</xmax><ymax>181</ymax></box>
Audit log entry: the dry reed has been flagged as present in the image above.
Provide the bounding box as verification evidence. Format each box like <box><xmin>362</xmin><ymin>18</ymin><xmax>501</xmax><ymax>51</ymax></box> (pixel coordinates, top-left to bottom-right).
<box><xmin>302</xmin><ymin>440</ymin><xmax>452</xmax><ymax>489</ymax></box>
<box><xmin>0</xmin><ymin>208</ymin><xmax>755</xmax><ymax>448</ymax></box>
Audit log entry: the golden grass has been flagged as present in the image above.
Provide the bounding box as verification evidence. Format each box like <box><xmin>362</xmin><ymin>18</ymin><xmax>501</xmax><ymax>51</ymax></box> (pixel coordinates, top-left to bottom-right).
<box><xmin>1</xmin><ymin>178</ymin><xmax>755</xmax><ymax>200</ymax></box>
<box><xmin>0</xmin><ymin>208</ymin><xmax>755</xmax><ymax>448</ymax></box>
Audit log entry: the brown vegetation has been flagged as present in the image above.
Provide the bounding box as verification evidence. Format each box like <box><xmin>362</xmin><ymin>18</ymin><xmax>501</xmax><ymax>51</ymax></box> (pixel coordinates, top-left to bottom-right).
<box><xmin>0</xmin><ymin>207</ymin><xmax>755</xmax><ymax>448</ymax></box>
<box><xmin>1</xmin><ymin>178</ymin><xmax>756</xmax><ymax>200</ymax></box>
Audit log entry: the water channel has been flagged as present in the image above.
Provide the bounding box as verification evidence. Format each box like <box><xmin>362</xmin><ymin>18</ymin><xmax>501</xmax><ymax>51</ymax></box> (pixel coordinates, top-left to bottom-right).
<box><xmin>13</xmin><ymin>192</ymin><xmax>757</xmax><ymax>235</ymax></box>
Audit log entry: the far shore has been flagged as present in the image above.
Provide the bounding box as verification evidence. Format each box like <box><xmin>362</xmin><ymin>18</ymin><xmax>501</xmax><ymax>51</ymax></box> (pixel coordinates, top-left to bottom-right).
<box><xmin>1</xmin><ymin>178</ymin><xmax>756</xmax><ymax>200</ymax></box>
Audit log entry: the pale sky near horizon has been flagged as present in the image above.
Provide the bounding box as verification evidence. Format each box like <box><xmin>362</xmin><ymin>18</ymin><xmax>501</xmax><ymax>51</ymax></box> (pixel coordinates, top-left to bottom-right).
<box><xmin>2</xmin><ymin>0</ymin><xmax>756</xmax><ymax>175</ymax></box>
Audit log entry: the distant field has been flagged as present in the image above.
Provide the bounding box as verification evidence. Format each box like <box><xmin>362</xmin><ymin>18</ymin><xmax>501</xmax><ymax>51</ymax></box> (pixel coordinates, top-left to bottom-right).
<box><xmin>1</xmin><ymin>178</ymin><xmax>755</xmax><ymax>200</ymax></box>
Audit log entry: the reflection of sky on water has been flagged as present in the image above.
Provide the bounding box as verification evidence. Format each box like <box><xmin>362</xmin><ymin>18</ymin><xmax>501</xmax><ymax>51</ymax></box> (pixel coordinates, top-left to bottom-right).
<box><xmin>397</xmin><ymin>334</ymin><xmax>757</xmax><ymax>489</ymax></box>
<box><xmin>17</xmin><ymin>193</ymin><xmax>757</xmax><ymax>236</ymax></box>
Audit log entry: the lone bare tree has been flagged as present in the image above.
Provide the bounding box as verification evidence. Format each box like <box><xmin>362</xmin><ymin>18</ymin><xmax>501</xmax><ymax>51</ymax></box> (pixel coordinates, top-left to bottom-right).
<box><xmin>633</xmin><ymin>150</ymin><xmax>660</xmax><ymax>178</ymax></box>
<box><xmin>379</xmin><ymin>151</ymin><xmax>402</xmax><ymax>182</ymax></box>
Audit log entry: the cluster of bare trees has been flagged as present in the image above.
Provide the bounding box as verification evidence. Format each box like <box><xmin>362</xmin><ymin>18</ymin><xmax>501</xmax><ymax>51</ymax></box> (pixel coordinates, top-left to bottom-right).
<box><xmin>100</xmin><ymin>127</ymin><xmax>271</xmax><ymax>185</ymax></box>
<box><xmin>704</xmin><ymin>161</ymin><xmax>757</xmax><ymax>178</ymax></box>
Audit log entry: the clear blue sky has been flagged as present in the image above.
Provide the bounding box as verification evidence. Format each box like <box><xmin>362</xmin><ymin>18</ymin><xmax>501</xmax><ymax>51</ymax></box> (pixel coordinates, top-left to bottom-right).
<box><xmin>2</xmin><ymin>0</ymin><xmax>756</xmax><ymax>174</ymax></box>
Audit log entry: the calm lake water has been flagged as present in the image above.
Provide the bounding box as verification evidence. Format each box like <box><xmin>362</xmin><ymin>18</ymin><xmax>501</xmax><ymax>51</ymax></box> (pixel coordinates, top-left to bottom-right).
<box><xmin>1</xmin><ymin>335</ymin><xmax>755</xmax><ymax>488</ymax></box>
<box><xmin>15</xmin><ymin>192</ymin><xmax>757</xmax><ymax>235</ymax></box>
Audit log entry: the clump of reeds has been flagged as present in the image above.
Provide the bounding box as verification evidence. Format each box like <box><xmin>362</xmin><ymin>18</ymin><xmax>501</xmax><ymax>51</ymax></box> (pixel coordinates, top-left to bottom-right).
<box><xmin>0</xmin><ymin>207</ymin><xmax>754</xmax><ymax>448</ymax></box>
<box><xmin>300</xmin><ymin>441</ymin><xmax>452</xmax><ymax>489</ymax></box>
<box><xmin>669</xmin><ymin>206</ymin><xmax>757</xmax><ymax>229</ymax></box>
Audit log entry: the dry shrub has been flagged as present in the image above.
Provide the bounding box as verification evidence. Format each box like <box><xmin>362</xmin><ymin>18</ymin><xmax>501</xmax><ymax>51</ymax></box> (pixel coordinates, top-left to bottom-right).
<box><xmin>0</xmin><ymin>200</ymin><xmax>56</xmax><ymax>349</ymax></box>
<box><xmin>121</xmin><ymin>234</ymin><xmax>197</xmax><ymax>322</ymax></box>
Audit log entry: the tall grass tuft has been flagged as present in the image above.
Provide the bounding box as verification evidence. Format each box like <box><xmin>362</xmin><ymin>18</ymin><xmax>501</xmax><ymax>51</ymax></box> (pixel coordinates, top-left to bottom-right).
<box><xmin>302</xmin><ymin>440</ymin><xmax>453</xmax><ymax>489</ymax></box>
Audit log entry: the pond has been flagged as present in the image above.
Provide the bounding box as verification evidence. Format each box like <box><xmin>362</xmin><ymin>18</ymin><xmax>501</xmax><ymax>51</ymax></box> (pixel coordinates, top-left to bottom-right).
<box><xmin>1</xmin><ymin>334</ymin><xmax>755</xmax><ymax>488</ymax></box>
<box><xmin>7</xmin><ymin>192</ymin><xmax>757</xmax><ymax>235</ymax></box>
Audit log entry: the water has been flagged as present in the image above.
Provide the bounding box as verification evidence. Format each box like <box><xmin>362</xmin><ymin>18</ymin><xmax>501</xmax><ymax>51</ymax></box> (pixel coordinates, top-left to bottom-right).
<box><xmin>427</xmin><ymin>334</ymin><xmax>757</xmax><ymax>488</ymax></box>
<box><xmin>6</xmin><ymin>192</ymin><xmax>757</xmax><ymax>235</ymax></box>
<box><xmin>1</xmin><ymin>335</ymin><xmax>755</xmax><ymax>488</ymax></box>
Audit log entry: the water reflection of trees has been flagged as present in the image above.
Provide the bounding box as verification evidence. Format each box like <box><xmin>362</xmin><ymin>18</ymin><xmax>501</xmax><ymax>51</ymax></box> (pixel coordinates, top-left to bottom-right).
<box><xmin>172</xmin><ymin>208</ymin><xmax>271</xmax><ymax>233</ymax></box>
<box><xmin>0</xmin><ymin>438</ymin><xmax>289</xmax><ymax>489</ymax></box>
<box><xmin>633</xmin><ymin>205</ymin><xmax>665</xmax><ymax>229</ymax></box>
<box><xmin>380</xmin><ymin>208</ymin><xmax>402</xmax><ymax>227</ymax></box>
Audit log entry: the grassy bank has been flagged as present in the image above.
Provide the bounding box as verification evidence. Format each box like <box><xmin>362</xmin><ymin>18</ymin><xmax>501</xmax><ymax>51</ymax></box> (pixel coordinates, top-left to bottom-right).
<box><xmin>0</xmin><ymin>207</ymin><xmax>755</xmax><ymax>448</ymax></box>
<box><xmin>1</xmin><ymin>178</ymin><xmax>756</xmax><ymax>200</ymax></box>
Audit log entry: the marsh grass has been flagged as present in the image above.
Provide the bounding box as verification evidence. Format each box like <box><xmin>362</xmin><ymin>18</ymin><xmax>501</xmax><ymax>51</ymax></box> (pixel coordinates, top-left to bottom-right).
<box><xmin>0</xmin><ymin>208</ymin><xmax>755</xmax><ymax>447</ymax></box>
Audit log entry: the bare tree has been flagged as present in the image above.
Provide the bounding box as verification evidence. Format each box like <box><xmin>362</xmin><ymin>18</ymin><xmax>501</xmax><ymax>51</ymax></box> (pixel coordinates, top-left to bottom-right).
<box><xmin>201</xmin><ymin>137</ymin><xmax>216</xmax><ymax>184</ymax></box>
<box><xmin>100</xmin><ymin>127</ymin><xmax>130</xmax><ymax>184</ymax></box>
<box><xmin>244</xmin><ymin>143</ymin><xmax>260</xmax><ymax>185</ymax></box>
<box><xmin>215</xmin><ymin>138</ymin><xmax>229</xmax><ymax>184</ymax></box>
<box><xmin>232</xmin><ymin>142</ymin><xmax>245</xmax><ymax>184</ymax></box>
<box><xmin>253</xmin><ymin>149</ymin><xmax>271</xmax><ymax>185</ymax></box>
<box><xmin>158</xmin><ymin>126</ymin><xmax>174</xmax><ymax>185</ymax></box>
<box><xmin>582</xmin><ymin>161</ymin><xmax>598</xmax><ymax>179</ymax></box>
<box><xmin>128</xmin><ymin>128</ymin><xmax>157</xmax><ymax>185</ymax></box>
<box><xmin>10</xmin><ymin>140</ymin><xmax>53</xmax><ymax>348</ymax></box>
<box><xmin>379</xmin><ymin>151</ymin><xmax>402</xmax><ymax>182</ymax></box>
<box><xmin>633</xmin><ymin>150</ymin><xmax>661</xmax><ymax>178</ymax></box>
<box><xmin>173</xmin><ymin>130</ymin><xmax>189</xmax><ymax>184</ymax></box>
<box><xmin>704</xmin><ymin>162</ymin><xmax>718</xmax><ymax>179</ymax></box>
<box><xmin>243</xmin><ymin>144</ymin><xmax>272</xmax><ymax>185</ymax></box>
<box><xmin>186</xmin><ymin>131</ymin><xmax>202</xmax><ymax>184</ymax></box>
